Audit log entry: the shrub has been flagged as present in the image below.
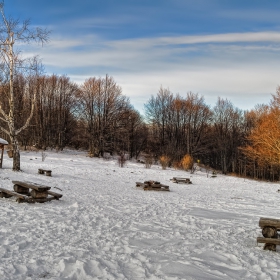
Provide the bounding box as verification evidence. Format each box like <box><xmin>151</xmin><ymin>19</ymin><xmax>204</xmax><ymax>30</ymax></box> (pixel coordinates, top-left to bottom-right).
<box><xmin>180</xmin><ymin>154</ymin><xmax>193</xmax><ymax>171</ymax></box>
<box><xmin>118</xmin><ymin>153</ymin><xmax>126</xmax><ymax>167</ymax></box>
<box><xmin>144</xmin><ymin>155</ymin><xmax>153</xmax><ymax>168</ymax></box>
<box><xmin>159</xmin><ymin>155</ymin><xmax>170</xmax><ymax>170</ymax></box>
<box><xmin>172</xmin><ymin>161</ymin><xmax>182</xmax><ymax>170</ymax></box>
<box><xmin>41</xmin><ymin>151</ymin><xmax>47</xmax><ymax>162</ymax></box>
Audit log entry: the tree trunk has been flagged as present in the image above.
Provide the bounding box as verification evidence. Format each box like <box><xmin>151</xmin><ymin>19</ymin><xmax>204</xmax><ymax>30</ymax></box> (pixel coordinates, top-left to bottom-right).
<box><xmin>12</xmin><ymin>139</ymin><xmax>20</xmax><ymax>171</ymax></box>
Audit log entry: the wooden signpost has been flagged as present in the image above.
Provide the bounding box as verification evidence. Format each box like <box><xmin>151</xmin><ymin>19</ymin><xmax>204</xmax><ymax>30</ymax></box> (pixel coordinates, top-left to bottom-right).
<box><xmin>0</xmin><ymin>137</ymin><xmax>8</xmax><ymax>168</ymax></box>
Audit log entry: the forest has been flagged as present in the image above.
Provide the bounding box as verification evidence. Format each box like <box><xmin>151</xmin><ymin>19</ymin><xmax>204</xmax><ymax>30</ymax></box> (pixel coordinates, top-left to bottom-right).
<box><xmin>0</xmin><ymin>2</ymin><xmax>278</xmax><ymax>180</ymax></box>
<box><xmin>0</xmin><ymin>72</ymin><xmax>279</xmax><ymax>181</ymax></box>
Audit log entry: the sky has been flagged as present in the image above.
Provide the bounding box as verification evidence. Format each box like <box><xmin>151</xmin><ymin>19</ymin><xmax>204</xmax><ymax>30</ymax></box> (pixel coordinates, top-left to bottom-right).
<box><xmin>4</xmin><ymin>0</ymin><xmax>280</xmax><ymax>114</ymax></box>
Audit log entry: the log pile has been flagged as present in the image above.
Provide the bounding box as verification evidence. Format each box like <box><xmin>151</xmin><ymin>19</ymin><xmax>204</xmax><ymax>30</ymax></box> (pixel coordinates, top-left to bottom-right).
<box><xmin>136</xmin><ymin>180</ymin><xmax>170</xmax><ymax>191</ymax></box>
<box><xmin>257</xmin><ymin>217</ymin><xmax>280</xmax><ymax>251</ymax></box>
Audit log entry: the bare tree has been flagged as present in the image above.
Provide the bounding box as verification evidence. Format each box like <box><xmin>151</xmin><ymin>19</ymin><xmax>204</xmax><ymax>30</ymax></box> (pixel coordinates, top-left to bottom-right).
<box><xmin>0</xmin><ymin>2</ymin><xmax>49</xmax><ymax>170</ymax></box>
<box><xmin>79</xmin><ymin>75</ymin><xmax>132</xmax><ymax>157</ymax></box>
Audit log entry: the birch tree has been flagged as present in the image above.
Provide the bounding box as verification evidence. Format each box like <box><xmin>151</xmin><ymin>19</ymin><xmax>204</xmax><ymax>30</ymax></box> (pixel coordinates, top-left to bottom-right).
<box><xmin>0</xmin><ymin>2</ymin><xmax>49</xmax><ymax>170</ymax></box>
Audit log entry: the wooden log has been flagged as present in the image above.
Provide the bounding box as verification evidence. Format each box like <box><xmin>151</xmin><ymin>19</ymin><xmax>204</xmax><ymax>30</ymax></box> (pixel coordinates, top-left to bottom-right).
<box><xmin>0</xmin><ymin>188</ymin><xmax>27</xmax><ymax>200</ymax></box>
<box><xmin>47</xmin><ymin>190</ymin><xmax>62</xmax><ymax>199</ymax></box>
<box><xmin>30</xmin><ymin>189</ymin><xmax>48</xmax><ymax>199</ymax></box>
<box><xmin>45</xmin><ymin>170</ymin><xmax>52</xmax><ymax>176</ymax></box>
<box><xmin>259</xmin><ymin>217</ymin><xmax>280</xmax><ymax>230</ymax></box>
<box><xmin>257</xmin><ymin>237</ymin><xmax>280</xmax><ymax>245</ymax></box>
<box><xmin>13</xmin><ymin>184</ymin><xmax>30</xmax><ymax>194</ymax></box>
<box><xmin>12</xmin><ymin>181</ymin><xmax>51</xmax><ymax>192</ymax></box>
<box><xmin>136</xmin><ymin>182</ymin><xmax>145</xmax><ymax>187</ymax></box>
<box><xmin>262</xmin><ymin>226</ymin><xmax>278</xmax><ymax>238</ymax></box>
<box><xmin>0</xmin><ymin>192</ymin><xmax>13</xmax><ymax>198</ymax></box>
<box><xmin>144</xmin><ymin>180</ymin><xmax>160</xmax><ymax>185</ymax></box>
<box><xmin>38</xmin><ymin>168</ymin><xmax>44</xmax><ymax>174</ymax></box>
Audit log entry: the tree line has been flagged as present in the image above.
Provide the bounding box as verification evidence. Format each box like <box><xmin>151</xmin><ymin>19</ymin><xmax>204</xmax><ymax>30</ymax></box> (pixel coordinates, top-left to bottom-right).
<box><xmin>0</xmin><ymin>1</ymin><xmax>279</xmax><ymax>180</ymax></box>
<box><xmin>1</xmin><ymin>70</ymin><xmax>280</xmax><ymax>181</ymax></box>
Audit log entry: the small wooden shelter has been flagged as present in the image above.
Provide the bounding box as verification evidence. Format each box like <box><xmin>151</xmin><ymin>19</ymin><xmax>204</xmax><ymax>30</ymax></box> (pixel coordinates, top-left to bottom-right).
<box><xmin>0</xmin><ymin>137</ymin><xmax>8</xmax><ymax>168</ymax></box>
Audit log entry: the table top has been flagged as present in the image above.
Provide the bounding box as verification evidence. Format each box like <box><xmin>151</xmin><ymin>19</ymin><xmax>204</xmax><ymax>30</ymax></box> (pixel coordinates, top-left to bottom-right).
<box><xmin>12</xmin><ymin>181</ymin><xmax>51</xmax><ymax>191</ymax></box>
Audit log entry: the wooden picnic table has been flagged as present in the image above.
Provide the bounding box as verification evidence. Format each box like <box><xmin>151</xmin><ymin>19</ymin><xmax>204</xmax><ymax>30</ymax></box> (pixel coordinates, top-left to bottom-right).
<box><xmin>0</xmin><ymin>181</ymin><xmax>62</xmax><ymax>203</ymax></box>
<box><xmin>257</xmin><ymin>217</ymin><xmax>280</xmax><ymax>251</ymax></box>
<box><xmin>171</xmin><ymin>177</ymin><xmax>192</xmax><ymax>184</ymax></box>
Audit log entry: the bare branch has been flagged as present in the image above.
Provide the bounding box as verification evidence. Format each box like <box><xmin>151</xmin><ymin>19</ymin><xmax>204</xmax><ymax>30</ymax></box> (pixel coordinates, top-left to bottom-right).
<box><xmin>0</xmin><ymin>125</ymin><xmax>9</xmax><ymax>136</ymax></box>
<box><xmin>15</xmin><ymin>93</ymin><xmax>36</xmax><ymax>135</ymax></box>
<box><xmin>0</xmin><ymin>104</ymin><xmax>8</xmax><ymax>120</ymax></box>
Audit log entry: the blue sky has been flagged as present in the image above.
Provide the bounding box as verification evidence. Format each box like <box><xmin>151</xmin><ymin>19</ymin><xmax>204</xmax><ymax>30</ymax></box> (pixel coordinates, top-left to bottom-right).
<box><xmin>4</xmin><ymin>0</ymin><xmax>280</xmax><ymax>113</ymax></box>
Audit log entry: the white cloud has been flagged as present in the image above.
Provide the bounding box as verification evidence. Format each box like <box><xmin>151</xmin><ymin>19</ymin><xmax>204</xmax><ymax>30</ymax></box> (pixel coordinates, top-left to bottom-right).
<box><xmin>21</xmin><ymin>31</ymin><xmax>280</xmax><ymax>113</ymax></box>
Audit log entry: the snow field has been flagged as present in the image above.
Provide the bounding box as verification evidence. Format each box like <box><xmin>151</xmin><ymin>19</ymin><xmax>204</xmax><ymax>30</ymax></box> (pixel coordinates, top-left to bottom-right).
<box><xmin>0</xmin><ymin>150</ymin><xmax>279</xmax><ymax>279</ymax></box>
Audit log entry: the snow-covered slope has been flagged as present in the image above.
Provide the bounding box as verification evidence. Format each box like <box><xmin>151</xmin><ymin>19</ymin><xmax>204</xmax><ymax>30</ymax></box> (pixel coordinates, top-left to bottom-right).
<box><xmin>0</xmin><ymin>150</ymin><xmax>279</xmax><ymax>280</ymax></box>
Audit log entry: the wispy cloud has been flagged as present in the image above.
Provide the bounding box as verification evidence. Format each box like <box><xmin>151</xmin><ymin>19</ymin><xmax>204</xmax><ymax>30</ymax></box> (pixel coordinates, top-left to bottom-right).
<box><xmin>22</xmin><ymin>31</ymin><xmax>280</xmax><ymax>112</ymax></box>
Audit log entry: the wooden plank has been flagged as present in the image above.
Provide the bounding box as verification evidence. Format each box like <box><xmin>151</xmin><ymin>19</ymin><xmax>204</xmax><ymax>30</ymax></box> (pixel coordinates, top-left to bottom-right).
<box><xmin>173</xmin><ymin>177</ymin><xmax>190</xmax><ymax>180</ymax></box>
<box><xmin>12</xmin><ymin>181</ymin><xmax>51</xmax><ymax>192</ymax></box>
<box><xmin>259</xmin><ymin>217</ymin><xmax>280</xmax><ymax>230</ymax></box>
<box><xmin>26</xmin><ymin>197</ymin><xmax>57</xmax><ymax>203</ymax></box>
<box><xmin>144</xmin><ymin>188</ymin><xmax>170</xmax><ymax>191</ymax></box>
<box><xmin>257</xmin><ymin>237</ymin><xmax>280</xmax><ymax>245</ymax></box>
<box><xmin>0</xmin><ymin>188</ymin><xmax>27</xmax><ymax>199</ymax></box>
<box><xmin>47</xmin><ymin>190</ymin><xmax>62</xmax><ymax>199</ymax></box>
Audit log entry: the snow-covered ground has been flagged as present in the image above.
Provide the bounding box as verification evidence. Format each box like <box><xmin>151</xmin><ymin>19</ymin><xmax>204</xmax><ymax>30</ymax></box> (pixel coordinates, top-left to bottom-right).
<box><xmin>0</xmin><ymin>150</ymin><xmax>280</xmax><ymax>280</ymax></box>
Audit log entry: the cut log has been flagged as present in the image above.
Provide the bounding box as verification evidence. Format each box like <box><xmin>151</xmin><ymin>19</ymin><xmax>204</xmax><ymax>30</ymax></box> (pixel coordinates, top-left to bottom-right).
<box><xmin>136</xmin><ymin>182</ymin><xmax>145</xmax><ymax>187</ymax></box>
<box><xmin>0</xmin><ymin>188</ymin><xmax>27</xmax><ymax>201</ymax></box>
<box><xmin>257</xmin><ymin>237</ymin><xmax>280</xmax><ymax>245</ymax></box>
<box><xmin>47</xmin><ymin>190</ymin><xmax>62</xmax><ymax>199</ymax></box>
<box><xmin>259</xmin><ymin>217</ymin><xmax>280</xmax><ymax>230</ymax></box>
<box><xmin>262</xmin><ymin>226</ymin><xmax>278</xmax><ymax>238</ymax></box>
<box><xmin>13</xmin><ymin>184</ymin><xmax>30</xmax><ymax>194</ymax></box>
<box><xmin>144</xmin><ymin>180</ymin><xmax>160</xmax><ymax>185</ymax></box>
<box><xmin>12</xmin><ymin>181</ymin><xmax>51</xmax><ymax>192</ymax></box>
<box><xmin>0</xmin><ymin>192</ymin><xmax>13</xmax><ymax>198</ymax></box>
<box><xmin>38</xmin><ymin>168</ymin><xmax>44</xmax><ymax>174</ymax></box>
<box><xmin>45</xmin><ymin>170</ymin><xmax>52</xmax><ymax>176</ymax></box>
<box><xmin>30</xmin><ymin>189</ymin><xmax>48</xmax><ymax>199</ymax></box>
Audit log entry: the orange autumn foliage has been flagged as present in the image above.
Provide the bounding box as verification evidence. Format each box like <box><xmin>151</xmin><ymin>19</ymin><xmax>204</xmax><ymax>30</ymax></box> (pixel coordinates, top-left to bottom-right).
<box><xmin>180</xmin><ymin>154</ymin><xmax>193</xmax><ymax>171</ymax></box>
<box><xmin>242</xmin><ymin>109</ymin><xmax>280</xmax><ymax>166</ymax></box>
<box><xmin>159</xmin><ymin>155</ymin><xmax>170</xmax><ymax>170</ymax></box>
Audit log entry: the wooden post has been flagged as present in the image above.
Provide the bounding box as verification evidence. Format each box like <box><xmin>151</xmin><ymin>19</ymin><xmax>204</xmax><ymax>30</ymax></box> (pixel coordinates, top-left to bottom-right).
<box><xmin>0</xmin><ymin>144</ymin><xmax>3</xmax><ymax>168</ymax></box>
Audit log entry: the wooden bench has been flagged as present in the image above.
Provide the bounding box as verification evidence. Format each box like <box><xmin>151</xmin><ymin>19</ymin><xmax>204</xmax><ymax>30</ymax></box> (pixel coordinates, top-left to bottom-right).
<box><xmin>38</xmin><ymin>169</ymin><xmax>52</xmax><ymax>176</ymax></box>
<box><xmin>171</xmin><ymin>177</ymin><xmax>192</xmax><ymax>184</ymax></box>
<box><xmin>136</xmin><ymin>181</ymin><xmax>170</xmax><ymax>191</ymax></box>
<box><xmin>257</xmin><ymin>217</ymin><xmax>280</xmax><ymax>251</ymax></box>
<box><xmin>0</xmin><ymin>181</ymin><xmax>62</xmax><ymax>203</ymax></box>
